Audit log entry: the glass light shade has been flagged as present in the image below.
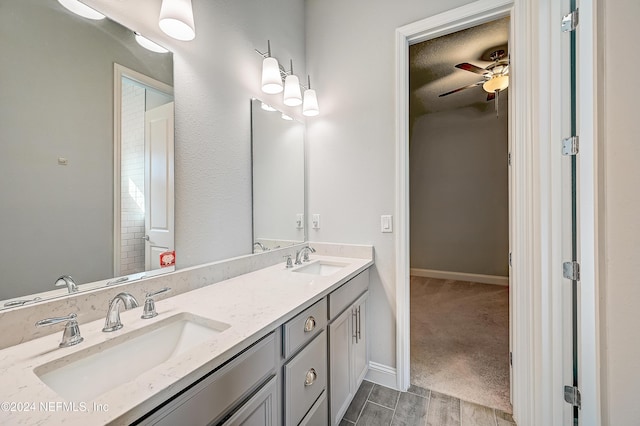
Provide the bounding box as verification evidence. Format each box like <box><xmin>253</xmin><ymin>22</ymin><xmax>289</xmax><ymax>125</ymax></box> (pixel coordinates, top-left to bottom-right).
<box><xmin>261</xmin><ymin>58</ymin><xmax>283</xmax><ymax>94</ymax></box>
<box><xmin>135</xmin><ymin>33</ymin><xmax>169</xmax><ymax>53</ymax></box>
<box><xmin>57</xmin><ymin>0</ymin><xmax>105</xmax><ymax>20</ymax></box>
<box><xmin>281</xmin><ymin>113</ymin><xmax>293</xmax><ymax>121</ymax></box>
<box><xmin>483</xmin><ymin>75</ymin><xmax>509</xmax><ymax>93</ymax></box>
<box><xmin>159</xmin><ymin>0</ymin><xmax>196</xmax><ymax>41</ymax></box>
<box><xmin>283</xmin><ymin>75</ymin><xmax>302</xmax><ymax>106</ymax></box>
<box><xmin>302</xmin><ymin>89</ymin><xmax>319</xmax><ymax>117</ymax></box>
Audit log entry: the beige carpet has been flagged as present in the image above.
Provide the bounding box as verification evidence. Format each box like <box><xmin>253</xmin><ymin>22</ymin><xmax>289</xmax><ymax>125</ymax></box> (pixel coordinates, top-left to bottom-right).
<box><xmin>410</xmin><ymin>276</ymin><xmax>511</xmax><ymax>413</ymax></box>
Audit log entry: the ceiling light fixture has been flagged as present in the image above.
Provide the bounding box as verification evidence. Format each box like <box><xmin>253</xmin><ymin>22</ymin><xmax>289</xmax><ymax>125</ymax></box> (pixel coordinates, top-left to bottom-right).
<box><xmin>159</xmin><ymin>0</ymin><xmax>196</xmax><ymax>41</ymax></box>
<box><xmin>134</xmin><ymin>32</ymin><xmax>169</xmax><ymax>54</ymax></box>
<box><xmin>57</xmin><ymin>0</ymin><xmax>105</xmax><ymax>20</ymax></box>
<box><xmin>482</xmin><ymin>75</ymin><xmax>509</xmax><ymax>93</ymax></box>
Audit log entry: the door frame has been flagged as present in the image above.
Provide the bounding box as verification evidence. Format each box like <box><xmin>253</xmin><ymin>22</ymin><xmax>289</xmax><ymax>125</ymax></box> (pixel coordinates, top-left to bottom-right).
<box><xmin>113</xmin><ymin>64</ymin><xmax>174</xmax><ymax>276</ymax></box>
<box><xmin>394</xmin><ymin>0</ymin><xmax>600</xmax><ymax>424</ymax></box>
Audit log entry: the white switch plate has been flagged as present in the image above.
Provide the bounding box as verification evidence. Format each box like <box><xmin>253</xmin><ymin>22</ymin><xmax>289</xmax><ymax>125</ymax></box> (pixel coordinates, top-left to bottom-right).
<box><xmin>312</xmin><ymin>214</ymin><xmax>320</xmax><ymax>229</ymax></box>
<box><xmin>381</xmin><ymin>215</ymin><xmax>393</xmax><ymax>233</ymax></box>
<box><xmin>296</xmin><ymin>214</ymin><xmax>304</xmax><ymax>229</ymax></box>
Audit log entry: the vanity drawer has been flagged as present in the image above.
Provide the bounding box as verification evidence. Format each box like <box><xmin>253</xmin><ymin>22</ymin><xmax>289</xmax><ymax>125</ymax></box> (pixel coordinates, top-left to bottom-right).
<box><xmin>299</xmin><ymin>390</ymin><xmax>328</xmax><ymax>426</ymax></box>
<box><xmin>329</xmin><ymin>269</ymin><xmax>369</xmax><ymax>320</ymax></box>
<box><xmin>141</xmin><ymin>333</ymin><xmax>277</xmax><ymax>426</ymax></box>
<box><xmin>284</xmin><ymin>330</ymin><xmax>327</xmax><ymax>426</ymax></box>
<box><xmin>282</xmin><ymin>298</ymin><xmax>327</xmax><ymax>358</ymax></box>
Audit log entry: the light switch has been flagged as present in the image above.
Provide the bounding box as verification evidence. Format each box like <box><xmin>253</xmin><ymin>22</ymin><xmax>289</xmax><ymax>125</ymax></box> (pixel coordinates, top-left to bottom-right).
<box><xmin>312</xmin><ymin>214</ymin><xmax>320</xmax><ymax>229</ymax></box>
<box><xmin>296</xmin><ymin>214</ymin><xmax>304</xmax><ymax>229</ymax></box>
<box><xmin>381</xmin><ymin>215</ymin><xmax>393</xmax><ymax>233</ymax></box>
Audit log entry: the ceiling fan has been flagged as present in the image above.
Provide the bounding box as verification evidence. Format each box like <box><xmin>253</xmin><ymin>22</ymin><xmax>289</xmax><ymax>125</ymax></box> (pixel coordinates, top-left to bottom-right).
<box><xmin>439</xmin><ymin>49</ymin><xmax>509</xmax><ymax>115</ymax></box>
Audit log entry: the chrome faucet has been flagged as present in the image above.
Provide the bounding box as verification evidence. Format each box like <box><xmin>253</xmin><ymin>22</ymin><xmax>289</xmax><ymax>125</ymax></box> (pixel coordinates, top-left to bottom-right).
<box><xmin>253</xmin><ymin>242</ymin><xmax>269</xmax><ymax>252</ymax></box>
<box><xmin>35</xmin><ymin>313</ymin><xmax>83</xmax><ymax>348</ymax></box>
<box><xmin>55</xmin><ymin>275</ymin><xmax>78</xmax><ymax>293</ymax></box>
<box><xmin>295</xmin><ymin>246</ymin><xmax>316</xmax><ymax>265</ymax></box>
<box><xmin>102</xmin><ymin>292</ymin><xmax>139</xmax><ymax>332</ymax></box>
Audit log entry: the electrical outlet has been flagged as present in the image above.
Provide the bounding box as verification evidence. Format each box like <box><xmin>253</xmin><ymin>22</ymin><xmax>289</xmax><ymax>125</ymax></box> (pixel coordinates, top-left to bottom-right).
<box><xmin>312</xmin><ymin>214</ymin><xmax>320</xmax><ymax>229</ymax></box>
<box><xmin>296</xmin><ymin>214</ymin><xmax>304</xmax><ymax>229</ymax></box>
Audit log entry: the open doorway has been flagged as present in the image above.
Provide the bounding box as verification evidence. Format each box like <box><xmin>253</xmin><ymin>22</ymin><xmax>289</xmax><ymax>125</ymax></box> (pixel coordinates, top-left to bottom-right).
<box><xmin>407</xmin><ymin>17</ymin><xmax>511</xmax><ymax>412</ymax></box>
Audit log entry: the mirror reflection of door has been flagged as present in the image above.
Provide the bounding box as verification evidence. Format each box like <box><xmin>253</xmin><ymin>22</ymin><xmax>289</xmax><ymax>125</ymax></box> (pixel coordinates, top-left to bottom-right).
<box><xmin>144</xmin><ymin>101</ymin><xmax>175</xmax><ymax>271</ymax></box>
<box><xmin>117</xmin><ymin>70</ymin><xmax>174</xmax><ymax>277</ymax></box>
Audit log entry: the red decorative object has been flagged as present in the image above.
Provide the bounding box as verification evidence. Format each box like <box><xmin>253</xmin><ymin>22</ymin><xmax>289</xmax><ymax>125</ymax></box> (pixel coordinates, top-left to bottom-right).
<box><xmin>160</xmin><ymin>251</ymin><xmax>175</xmax><ymax>267</ymax></box>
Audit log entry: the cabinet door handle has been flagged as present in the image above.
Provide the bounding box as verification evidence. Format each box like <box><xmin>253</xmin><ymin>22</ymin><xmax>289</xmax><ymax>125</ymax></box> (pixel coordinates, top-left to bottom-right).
<box><xmin>357</xmin><ymin>306</ymin><xmax>362</xmax><ymax>340</ymax></box>
<box><xmin>352</xmin><ymin>309</ymin><xmax>358</xmax><ymax>343</ymax></box>
<box><xmin>304</xmin><ymin>316</ymin><xmax>316</xmax><ymax>333</ymax></box>
<box><xmin>304</xmin><ymin>368</ymin><xmax>317</xmax><ymax>386</ymax></box>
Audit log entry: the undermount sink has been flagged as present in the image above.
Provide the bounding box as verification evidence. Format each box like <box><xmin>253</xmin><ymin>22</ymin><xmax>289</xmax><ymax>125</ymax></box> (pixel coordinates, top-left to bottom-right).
<box><xmin>34</xmin><ymin>313</ymin><xmax>230</xmax><ymax>401</ymax></box>
<box><xmin>292</xmin><ymin>260</ymin><xmax>348</xmax><ymax>276</ymax></box>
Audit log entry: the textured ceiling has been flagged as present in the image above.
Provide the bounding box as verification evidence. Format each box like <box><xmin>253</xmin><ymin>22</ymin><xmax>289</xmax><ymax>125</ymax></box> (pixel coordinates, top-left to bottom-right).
<box><xmin>410</xmin><ymin>17</ymin><xmax>510</xmax><ymax>115</ymax></box>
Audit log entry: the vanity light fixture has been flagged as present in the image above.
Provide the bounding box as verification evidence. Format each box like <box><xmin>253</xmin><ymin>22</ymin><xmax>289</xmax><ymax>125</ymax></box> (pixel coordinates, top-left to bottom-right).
<box><xmin>134</xmin><ymin>32</ymin><xmax>169</xmax><ymax>54</ymax></box>
<box><xmin>261</xmin><ymin>102</ymin><xmax>277</xmax><ymax>112</ymax></box>
<box><xmin>283</xmin><ymin>61</ymin><xmax>303</xmax><ymax>106</ymax></box>
<box><xmin>159</xmin><ymin>0</ymin><xmax>196</xmax><ymax>41</ymax></box>
<box><xmin>281</xmin><ymin>113</ymin><xmax>293</xmax><ymax>121</ymax></box>
<box><xmin>255</xmin><ymin>41</ymin><xmax>320</xmax><ymax>116</ymax></box>
<box><xmin>57</xmin><ymin>0</ymin><xmax>105</xmax><ymax>20</ymax></box>
<box><xmin>302</xmin><ymin>76</ymin><xmax>320</xmax><ymax>117</ymax></box>
<box><xmin>260</xmin><ymin>41</ymin><xmax>284</xmax><ymax>94</ymax></box>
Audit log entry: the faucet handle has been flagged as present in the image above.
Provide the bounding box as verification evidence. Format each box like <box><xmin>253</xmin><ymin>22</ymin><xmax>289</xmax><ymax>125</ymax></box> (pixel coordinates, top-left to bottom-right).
<box><xmin>141</xmin><ymin>287</ymin><xmax>171</xmax><ymax>319</ymax></box>
<box><xmin>284</xmin><ymin>255</ymin><xmax>293</xmax><ymax>269</ymax></box>
<box><xmin>35</xmin><ymin>313</ymin><xmax>83</xmax><ymax>348</ymax></box>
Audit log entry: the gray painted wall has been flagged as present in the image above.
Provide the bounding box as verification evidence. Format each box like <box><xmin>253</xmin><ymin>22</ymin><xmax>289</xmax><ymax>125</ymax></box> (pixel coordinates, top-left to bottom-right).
<box><xmin>306</xmin><ymin>0</ymin><xmax>475</xmax><ymax>370</ymax></box>
<box><xmin>409</xmin><ymin>101</ymin><xmax>509</xmax><ymax>277</ymax></box>
<box><xmin>600</xmin><ymin>0</ymin><xmax>640</xmax><ymax>423</ymax></box>
<box><xmin>0</xmin><ymin>0</ymin><xmax>172</xmax><ymax>299</ymax></box>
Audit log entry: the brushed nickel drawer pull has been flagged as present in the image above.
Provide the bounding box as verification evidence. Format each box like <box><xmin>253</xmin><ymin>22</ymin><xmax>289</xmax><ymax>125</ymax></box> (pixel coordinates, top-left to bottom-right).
<box><xmin>304</xmin><ymin>368</ymin><xmax>317</xmax><ymax>386</ymax></box>
<box><xmin>304</xmin><ymin>316</ymin><xmax>316</xmax><ymax>332</ymax></box>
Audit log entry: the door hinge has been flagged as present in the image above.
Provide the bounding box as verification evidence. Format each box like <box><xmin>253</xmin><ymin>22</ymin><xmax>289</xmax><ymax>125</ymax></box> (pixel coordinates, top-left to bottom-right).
<box><xmin>564</xmin><ymin>385</ymin><xmax>582</xmax><ymax>408</ymax></box>
<box><xmin>563</xmin><ymin>261</ymin><xmax>580</xmax><ymax>281</ymax></box>
<box><xmin>562</xmin><ymin>136</ymin><xmax>579</xmax><ymax>155</ymax></box>
<box><xmin>509</xmin><ymin>252</ymin><xmax>512</xmax><ymax>267</ymax></box>
<box><xmin>508</xmin><ymin>152</ymin><xmax>512</xmax><ymax>166</ymax></box>
<box><xmin>509</xmin><ymin>351</ymin><xmax>513</xmax><ymax>367</ymax></box>
<box><xmin>562</xmin><ymin>9</ymin><xmax>579</xmax><ymax>32</ymax></box>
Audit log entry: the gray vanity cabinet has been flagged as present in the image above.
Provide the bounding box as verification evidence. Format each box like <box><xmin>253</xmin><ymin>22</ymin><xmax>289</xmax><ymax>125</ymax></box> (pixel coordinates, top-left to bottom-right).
<box><xmin>328</xmin><ymin>270</ymin><xmax>369</xmax><ymax>425</ymax></box>
<box><xmin>137</xmin><ymin>333</ymin><xmax>278</xmax><ymax>426</ymax></box>
<box><xmin>281</xmin><ymin>298</ymin><xmax>328</xmax><ymax>426</ymax></box>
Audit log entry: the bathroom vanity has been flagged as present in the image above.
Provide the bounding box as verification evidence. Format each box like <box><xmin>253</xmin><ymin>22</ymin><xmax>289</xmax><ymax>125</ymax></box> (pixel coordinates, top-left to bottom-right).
<box><xmin>0</xmin><ymin>252</ymin><xmax>372</xmax><ymax>425</ymax></box>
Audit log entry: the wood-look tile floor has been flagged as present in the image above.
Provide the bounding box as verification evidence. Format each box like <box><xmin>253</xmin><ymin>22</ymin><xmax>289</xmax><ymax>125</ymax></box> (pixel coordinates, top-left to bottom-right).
<box><xmin>340</xmin><ymin>381</ymin><xmax>516</xmax><ymax>426</ymax></box>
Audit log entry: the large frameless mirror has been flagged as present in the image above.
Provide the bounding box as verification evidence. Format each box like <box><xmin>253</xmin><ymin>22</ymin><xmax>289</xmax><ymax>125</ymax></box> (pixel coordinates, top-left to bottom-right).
<box><xmin>0</xmin><ymin>0</ymin><xmax>174</xmax><ymax>308</ymax></box>
<box><xmin>251</xmin><ymin>99</ymin><xmax>306</xmax><ymax>252</ymax></box>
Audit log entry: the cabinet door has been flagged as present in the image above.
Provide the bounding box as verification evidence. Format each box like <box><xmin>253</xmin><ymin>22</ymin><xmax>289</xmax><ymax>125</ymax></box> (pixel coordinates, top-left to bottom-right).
<box><xmin>329</xmin><ymin>305</ymin><xmax>355</xmax><ymax>425</ymax></box>
<box><xmin>222</xmin><ymin>376</ymin><xmax>278</xmax><ymax>426</ymax></box>
<box><xmin>352</xmin><ymin>291</ymin><xmax>368</xmax><ymax>389</ymax></box>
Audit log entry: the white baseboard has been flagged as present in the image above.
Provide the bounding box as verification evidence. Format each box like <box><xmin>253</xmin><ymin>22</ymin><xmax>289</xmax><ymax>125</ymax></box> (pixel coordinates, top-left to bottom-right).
<box><xmin>410</xmin><ymin>268</ymin><xmax>509</xmax><ymax>286</ymax></box>
<box><xmin>365</xmin><ymin>361</ymin><xmax>398</xmax><ymax>390</ymax></box>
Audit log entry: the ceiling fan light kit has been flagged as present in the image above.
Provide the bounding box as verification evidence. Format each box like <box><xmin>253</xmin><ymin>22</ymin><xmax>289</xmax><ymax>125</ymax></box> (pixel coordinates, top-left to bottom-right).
<box><xmin>439</xmin><ymin>49</ymin><xmax>509</xmax><ymax>116</ymax></box>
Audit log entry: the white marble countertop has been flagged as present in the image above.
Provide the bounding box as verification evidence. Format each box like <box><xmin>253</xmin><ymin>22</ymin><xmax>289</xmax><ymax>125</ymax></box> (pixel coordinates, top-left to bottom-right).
<box><xmin>0</xmin><ymin>255</ymin><xmax>373</xmax><ymax>425</ymax></box>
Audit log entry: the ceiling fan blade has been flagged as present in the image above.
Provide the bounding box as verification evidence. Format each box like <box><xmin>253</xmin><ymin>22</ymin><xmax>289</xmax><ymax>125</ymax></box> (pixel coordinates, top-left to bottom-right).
<box><xmin>439</xmin><ymin>81</ymin><xmax>483</xmax><ymax>97</ymax></box>
<box><xmin>487</xmin><ymin>92</ymin><xmax>496</xmax><ymax>101</ymax></box>
<box><xmin>455</xmin><ymin>63</ymin><xmax>489</xmax><ymax>75</ymax></box>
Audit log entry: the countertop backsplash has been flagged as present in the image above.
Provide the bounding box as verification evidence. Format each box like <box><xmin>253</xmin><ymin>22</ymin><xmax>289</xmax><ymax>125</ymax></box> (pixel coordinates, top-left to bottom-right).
<box><xmin>0</xmin><ymin>242</ymin><xmax>373</xmax><ymax>350</ymax></box>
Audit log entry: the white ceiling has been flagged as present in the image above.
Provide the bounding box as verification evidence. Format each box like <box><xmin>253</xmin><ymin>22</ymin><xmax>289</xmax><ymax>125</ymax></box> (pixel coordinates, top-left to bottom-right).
<box><xmin>409</xmin><ymin>17</ymin><xmax>510</xmax><ymax>115</ymax></box>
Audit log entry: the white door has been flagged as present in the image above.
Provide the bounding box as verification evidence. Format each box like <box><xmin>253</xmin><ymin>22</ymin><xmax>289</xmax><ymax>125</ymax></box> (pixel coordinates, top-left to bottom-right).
<box><xmin>144</xmin><ymin>102</ymin><xmax>175</xmax><ymax>271</ymax></box>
